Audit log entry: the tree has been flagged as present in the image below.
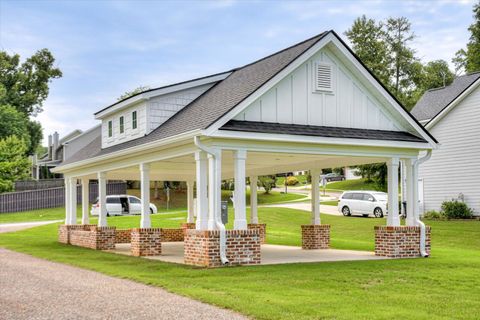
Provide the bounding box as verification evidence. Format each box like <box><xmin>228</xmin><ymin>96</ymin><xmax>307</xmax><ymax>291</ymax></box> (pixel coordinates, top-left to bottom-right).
<box><xmin>345</xmin><ymin>15</ymin><xmax>390</xmax><ymax>86</ymax></box>
<box><xmin>258</xmin><ymin>176</ymin><xmax>275</xmax><ymax>194</ymax></box>
<box><xmin>0</xmin><ymin>105</ymin><xmax>29</xmax><ymax>142</ymax></box>
<box><xmin>0</xmin><ymin>49</ymin><xmax>62</xmax><ymax>116</ymax></box>
<box><xmin>453</xmin><ymin>1</ymin><xmax>480</xmax><ymax>73</ymax></box>
<box><xmin>355</xmin><ymin>163</ymin><xmax>387</xmax><ymax>191</ymax></box>
<box><xmin>0</xmin><ymin>49</ymin><xmax>62</xmax><ymax>155</ymax></box>
<box><xmin>0</xmin><ymin>136</ymin><xmax>31</xmax><ymax>193</ymax></box>
<box><xmin>118</xmin><ymin>86</ymin><xmax>150</xmax><ymax>101</ymax></box>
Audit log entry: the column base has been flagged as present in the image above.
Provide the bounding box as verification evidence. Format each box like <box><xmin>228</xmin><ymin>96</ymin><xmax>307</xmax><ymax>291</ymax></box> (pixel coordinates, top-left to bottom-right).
<box><xmin>131</xmin><ymin>228</ymin><xmax>162</xmax><ymax>256</ymax></box>
<box><xmin>184</xmin><ymin>229</ymin><xmax>261</xmax><ymax>267</ymax></box>
<box><xmin>58</xmin><ymin>224</ymin><xmax>97</xmax><ymax>244</ymax></box>
<box><xmin>301</xmin><ymin>224</ymin><xmax>330</xmax><ymax>249</ymax></box>
<box><xmin>62</xmin><ymin>225</ymin><xmax>116</xmax><ymax>250</ymax></box>
<box><xmin>247</xmin><ymin>223</ymin><xmax>266</xmax><ymax>244</ymax></box>
<box><xmin>375</xmin><ymin>226</ymin><xmax>431</xmax><ymax>258</ymax></box>
<box><xmin>181</xmin><ymin>223</ymin><xmax>196</xmax><ymax>236</ymax></box>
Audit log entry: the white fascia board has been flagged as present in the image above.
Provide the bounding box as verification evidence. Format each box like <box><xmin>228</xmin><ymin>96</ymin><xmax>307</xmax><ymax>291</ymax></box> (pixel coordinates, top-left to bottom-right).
<box><xmin>208</xmin><ymin>129</ymin><xmax>432</xmax><ymax>151</ymax></box>
<box><xmin>204</xmin><ymin>33</ymin><xmax>437</xmax><ymax>149</ymax></box>
<box><xmin>425</xmin><ymin>78</ymin><xmax>480</xmax><ymax>130</ymax></box>
<box><xmin>52</xmin><ymin>129</ymin><xmax>200</xmax><ymax>174</ymax></box>
<box><xmin>94</xmin><ymin>72</ymin><xmax>231</xmax><ymax>120</ymax></box>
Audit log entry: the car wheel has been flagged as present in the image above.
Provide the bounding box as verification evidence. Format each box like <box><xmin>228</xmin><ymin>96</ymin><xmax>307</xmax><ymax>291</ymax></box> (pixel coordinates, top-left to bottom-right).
<box><xmin>107</xmin><ymin>212</ymin><xmax>110</xmax><ymax>217</ymax></box>
<box><xmin>150</xmin><ymin>208</ymin><xmax>154</xmax><ymax>214</ymax></box>
<box><xmin>374</xmin><ymin>207</ymin><xmax>384</xmax><ymax>218</ymax></box>
<box><xmin>342</xmin><ymin>206</ymin><xmax>351</xmax><ymax>216</ymax></box>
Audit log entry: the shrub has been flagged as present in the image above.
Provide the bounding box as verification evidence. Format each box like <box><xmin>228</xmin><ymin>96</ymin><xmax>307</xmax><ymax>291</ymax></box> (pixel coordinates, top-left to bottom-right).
<box><xmin>286</xmin><ymin>176</ymin><xmax>299</xmax><ymax>186</ymax></box>
<box><xmin>259</xmin><ymin>176</ymin><xmax>275</xmax><ymax>194</ymax></box>
<box><xmin>440</xmin><ymin>200</ymin><xmax>474</xmax><ymax>219</ymax></box>
<box><xmin>423</xmin><ymin>210</ymin><xmax>443</xmax><ymax>220</ymax></box>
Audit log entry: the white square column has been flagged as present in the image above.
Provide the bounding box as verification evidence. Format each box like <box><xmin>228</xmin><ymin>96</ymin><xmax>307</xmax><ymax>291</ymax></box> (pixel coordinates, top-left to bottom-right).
<box><xmin>412</xmin><ymin>158</ymin><xmax>420</xmax><ymax>223</ymax></box>
<box><xmin>310</xmin><ymin>169</ymin><xmax>321</xmax><ymax>225</ymax></box>
<box><xmin>140</xmin><ymin>163</ymin><xmax>151</xmax><ymax>228</ymax></box>
<box><xmin>207</xmin><ymin>149</ymin><xmax>222</xmax><ymax>230</ymax></box>
<box><xmin>233</xmin><ymin>150</ymin><xmax>247</xmax><ymax>230</ymax></box>
<box><xmin>186</xmin><ymin>180</ymin><xmax>195</xmax><ymax>223</ymax></box>
<box><xmin>404</xmin><ymin>158</ymin><xmax>415</xmax><ymax>226</ymax></box>
<box><xmin>387</xmin><ymin>157</ymin><xmax>400</xmax><ymax>226</ymax></box>
<box><xmin>68</xmin><ymin>177</ymin><xmax>77</xmax><ymax>225</ymax></box>
<box><xmin>97</xmin><ymin>172</ymin><xmax>107</xmax><ymax>227</ymax></box>
<box><xmin>195</xmin><ymin>151</ymin><xmax>208</xmax><ymax>230</ymax></box>
<box><xmin>250</xmin><ymin>176</ymin><xmax>258</xmax><ymax>224</ymax></box>
<box><xmin>64</xmin><ymin>177</ymin><xmax>71</xmax><ymax>225</ymax></box>
<box><xmin>81</xmin><ymin>177</ymin><xmax>90</xmax><ymax>225</ymax></box>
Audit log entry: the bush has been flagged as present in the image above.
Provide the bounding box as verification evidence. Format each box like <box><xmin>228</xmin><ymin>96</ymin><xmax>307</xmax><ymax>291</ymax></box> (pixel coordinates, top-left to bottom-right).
<box><xmin>441</xmin><ymin>200</ymin><xmax>474</xmax><ymax>219</ymax></box>
<box><xmin>423</xmin><ymin>210</ymin><xmax>443</xmax><ymax>220</ymax></box>
<box><xmin>259</xmin><ymin>176</ymin><xmax>275</xmax><ymax>194</ymax></box>
<box><xmin>286</xmin><ymin>176</ymin><xmax>299</xmax><ymax>186</ymax></box>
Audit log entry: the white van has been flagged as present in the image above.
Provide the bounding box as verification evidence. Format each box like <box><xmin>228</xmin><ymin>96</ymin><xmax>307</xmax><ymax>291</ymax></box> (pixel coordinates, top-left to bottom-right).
<box><xmin>338</xmin><ymin>191</ymin><xmax>387</xmax><ymax>218</ymax></box>
<box><xmin>90</xmin><ymin>195</ymin><xmax>158</xmax><ymax>216</ymax></box>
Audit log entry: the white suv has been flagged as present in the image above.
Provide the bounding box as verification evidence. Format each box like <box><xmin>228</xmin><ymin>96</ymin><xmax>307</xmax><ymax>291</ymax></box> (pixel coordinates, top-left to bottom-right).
<box><xmin>91</xmin><ymin>195</ymin><xmax>158</xmax><ymax>216</ymax></box>
<box><xmin>338</xmin><ymin>191</ymin><xmax>387</xmax><ymax>218</ymax></box>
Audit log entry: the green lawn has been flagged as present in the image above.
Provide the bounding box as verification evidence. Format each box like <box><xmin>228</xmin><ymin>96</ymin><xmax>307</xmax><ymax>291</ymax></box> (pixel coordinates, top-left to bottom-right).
<box><xmin>326</xmin><ymin>178</ymin><xmax>382</xmax><ymax>192</ymax></box>
<box><xmin>0</xmin><ymin>190</ymin><xmax>305</xmax><ymax>224</ymax></box>
<box><xmin>0</xmin><ymin>208</ymin><xmax>479</xmax><ymax>319</ymax></box>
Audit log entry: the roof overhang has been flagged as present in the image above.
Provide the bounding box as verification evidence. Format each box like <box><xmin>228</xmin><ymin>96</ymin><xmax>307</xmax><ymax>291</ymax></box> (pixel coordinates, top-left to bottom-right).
<box><xmin>425</xmin><ymin>77</ymin><xmax>480</xmax><ymax>130</ymax></box>
<box><xmin>94</xmin><ymin>72</ymin><xmax>231</xmax><ymax>119</ymax></box>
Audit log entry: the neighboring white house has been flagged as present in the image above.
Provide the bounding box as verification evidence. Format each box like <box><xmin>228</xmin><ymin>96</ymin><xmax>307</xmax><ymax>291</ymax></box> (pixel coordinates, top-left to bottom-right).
<box><xmin>412</xmin><ymin>72</ymin><xmax>480</xmax><ymax>215</ymax></box>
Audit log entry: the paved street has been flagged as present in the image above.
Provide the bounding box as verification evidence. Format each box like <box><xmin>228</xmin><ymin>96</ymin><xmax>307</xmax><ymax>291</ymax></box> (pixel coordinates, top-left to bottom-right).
<box><xmin>0</xmin><ymin>248</ymin><xmax>247</xmax><ymax>320</ymax></box>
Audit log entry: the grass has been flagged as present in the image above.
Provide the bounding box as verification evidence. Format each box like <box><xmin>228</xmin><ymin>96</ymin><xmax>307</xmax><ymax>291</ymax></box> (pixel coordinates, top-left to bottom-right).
<box><xmin>0</xmin><ymin>190</ymin><xmax>305</xmax><ymax>224</ymax></box>
<box><xmin>1</xmin><ymin>207</ymin><xmax>479</xmax><ymax>319</ymax></box>
<box><xmin>325</xmin><ymin>178</ymin><xmax>382</xmax><ymax>192</ymax></box>
<box><xmin>321</xmin><ymin>200</ymin><xmax>339</xmax><ymax>206</ymax></box>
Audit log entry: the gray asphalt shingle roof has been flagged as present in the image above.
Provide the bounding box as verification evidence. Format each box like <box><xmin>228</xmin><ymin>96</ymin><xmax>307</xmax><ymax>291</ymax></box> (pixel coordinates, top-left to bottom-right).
<box><xmin>61</xmin><ymin>30</ymin><xmax>433</xmax><ymax>168</ymax></box>
<box><xmin>411</xmin><ymin>72</ymin><xmax>480</xmax><ymax>122</ymax></box>
<box><xmin>221</xmin><ymin>120</ymin><xmax>426</xmax><ymax>143</ymax></box>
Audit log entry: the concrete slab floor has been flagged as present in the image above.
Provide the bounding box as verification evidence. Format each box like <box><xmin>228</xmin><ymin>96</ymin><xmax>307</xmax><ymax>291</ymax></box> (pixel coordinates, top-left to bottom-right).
<box><xmin>109</xmin><ymin>242</ymin><xmax>389</xmax><ymax>265</ymax></box>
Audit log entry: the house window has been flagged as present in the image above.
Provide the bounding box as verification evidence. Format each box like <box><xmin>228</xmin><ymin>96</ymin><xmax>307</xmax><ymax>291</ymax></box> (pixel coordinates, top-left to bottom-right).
<box><xmin>108</xmin><ymin>121</ymin><xmax>113</xmax><ymax>138</ymax></box>
<box><xmin>132</xmin><ymin>111</ymin><xmax>137</xmax><ymax>129</ymax></box>
<box><xmin>313</xmin><ymin>61</ymin><xmax>334</xmax><ymax>92</ymax></box>
<box><xmin>119</xmin><ymin>116</ymin><xmax>124</xmax><ymax>134</ymax></box>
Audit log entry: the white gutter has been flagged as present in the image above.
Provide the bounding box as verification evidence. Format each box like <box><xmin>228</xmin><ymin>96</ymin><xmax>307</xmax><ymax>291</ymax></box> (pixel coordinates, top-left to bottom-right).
<box><xmin>414</xmin><ymin>150</ymin><xmax>432</xmax><ymax>257</ymax></box>
<box><xmin>193</xmin><ymin>136</ymin><xmax>229</xmax><ymax>265</ymax></box>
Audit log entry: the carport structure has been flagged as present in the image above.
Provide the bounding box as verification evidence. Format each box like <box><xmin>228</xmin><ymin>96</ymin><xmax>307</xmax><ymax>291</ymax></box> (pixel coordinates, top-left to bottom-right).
<box><xmin>54</xmin><ymin>31</ymin><xmax>435</xmax><ymax>267</ymax></box>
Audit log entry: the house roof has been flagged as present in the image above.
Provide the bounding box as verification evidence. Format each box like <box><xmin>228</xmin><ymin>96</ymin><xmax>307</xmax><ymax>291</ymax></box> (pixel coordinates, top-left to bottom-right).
<box><xmin>221</xmin><ymin>120</ymin><xmax>427</xmax><ymax>143</ymax></box>
<box><xmin>411</xmin><ymin>72</ymin><xmax>480</xmax><ymax>122</ymax></box>
<box><xmin>60</xmin><ymin>30</ymin><xmax>434</xmax><ymax>168</ymax></box>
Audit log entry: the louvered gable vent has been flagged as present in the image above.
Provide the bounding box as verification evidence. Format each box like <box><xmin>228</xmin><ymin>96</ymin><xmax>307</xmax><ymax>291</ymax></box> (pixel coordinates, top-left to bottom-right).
<box><xmin>314</xmin><ymin>62</ymin><xmax>333</xmax><ymax>92</ymax></box>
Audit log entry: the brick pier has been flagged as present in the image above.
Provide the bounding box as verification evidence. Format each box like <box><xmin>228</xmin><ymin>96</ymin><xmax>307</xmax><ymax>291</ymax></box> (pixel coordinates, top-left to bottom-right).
<box><xmin>184</xmin><ymin>229</ymin><xmax>261</xmax><ymax>267</ymax></box>
<box><xmin>301</xmin><ymin>224</ymin><xmax>330</xmax><ymax>249</ymax></box>
<box><xmin>375</xmin><ymin>226</ymin><xmax>431</xmax><ymax>258</ymax></box>
<box><xmin>131</xmin><ymin>228</ymin><xmax>162</xmax><ymax>257</ymax></box>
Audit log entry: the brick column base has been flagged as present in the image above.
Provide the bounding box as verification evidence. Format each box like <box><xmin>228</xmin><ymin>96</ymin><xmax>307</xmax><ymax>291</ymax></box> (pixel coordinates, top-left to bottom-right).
<box><xmin>375</xmin><ymin>226</ymin><xmax>431</xmax><ymax>258</ymax></box>
<box><xmin>67</xmin><ymin>226</ymin><xmax>116</xmax><ymax>250</ymax></box>
<box><xmin>301</xmin><ymin>224</ymin><xmax>330</xmax><ymax>249</ymax></box>
<box><xmin>58</xmin><ymin>224</ymin><xmax>97</xmax><ymax>244</ymax></box>
<box><xmin>247</xmin><ymin>224</ymin><xmax>266</xmax><ymax>244</ymax></box>
<box><xmin>131</xmin><ymin>228</ymin><xmax>162</xmax><ymax>257</ymax></box>
<box><xmin>181</xmin><ymin>223</ymin><xmax>196</xmax><ymax>236</ymax></box>
<box><xmin>184</xmin><ymin>229</ymin><xmax>261</xmax><ymax>267</ymax></box>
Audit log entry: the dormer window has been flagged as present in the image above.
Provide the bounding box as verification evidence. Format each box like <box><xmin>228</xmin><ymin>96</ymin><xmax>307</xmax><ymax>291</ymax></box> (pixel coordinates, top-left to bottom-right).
<box><xmin>119</xmin><ymin>116</ymin><xmax>125</xmax><ymax>134</ymax></box>
<box><xmin>313</xmin><ymin>61</ymin><xmax>334</xmax><ymax>93</ymax></box>
<box><xmin>108</xmin><ymin>121</ymin><xmax>113</xmax><ymax>138</ymax></box>
<box><xmin>132</xmin><ymin>111</ymin><xmax>137</xmax><ymax>129</ymax></box>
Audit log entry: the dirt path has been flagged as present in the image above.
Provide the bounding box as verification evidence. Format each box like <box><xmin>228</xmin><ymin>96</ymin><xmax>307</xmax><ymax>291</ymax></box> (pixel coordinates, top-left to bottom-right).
<box><xmin>0</xmin><ymin>248</ymin><xmax>247</xmax><ymax>320</ymax></box>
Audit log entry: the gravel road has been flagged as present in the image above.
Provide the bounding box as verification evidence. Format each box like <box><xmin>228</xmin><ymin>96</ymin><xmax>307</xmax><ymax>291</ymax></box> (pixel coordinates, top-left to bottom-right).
<box><xmin>0</xmin><ymin>248</ymin><xmax>247</xmax><ymax>320</ymax></box>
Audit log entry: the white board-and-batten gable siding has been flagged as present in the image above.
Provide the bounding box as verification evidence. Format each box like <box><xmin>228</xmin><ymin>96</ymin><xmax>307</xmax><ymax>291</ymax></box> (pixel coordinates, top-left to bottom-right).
<box><xmin>419</xmin><ymin>84</ymin><xmax>480</xmax><ymax>215</ymax></box>
<box><xmin>234</xmin><ymin>47</ymin><xmax>404</xmax><ymax>132</ymax></box>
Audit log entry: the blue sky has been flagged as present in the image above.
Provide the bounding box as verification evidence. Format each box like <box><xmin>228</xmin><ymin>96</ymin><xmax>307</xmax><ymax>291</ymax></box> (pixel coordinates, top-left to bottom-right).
<box><xmin>0</xmin><ymin>0</ymin><xmax>476</xmax><ymax>145</ymax></box>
